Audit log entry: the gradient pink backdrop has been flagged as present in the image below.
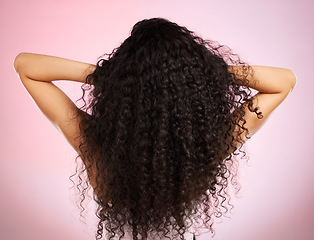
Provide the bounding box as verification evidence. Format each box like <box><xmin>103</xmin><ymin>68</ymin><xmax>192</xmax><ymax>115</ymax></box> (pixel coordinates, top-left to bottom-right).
<box><xmin>1</xmin><ymin>0</ymin><xmax>313</xmax><ymax>239</ymax></box>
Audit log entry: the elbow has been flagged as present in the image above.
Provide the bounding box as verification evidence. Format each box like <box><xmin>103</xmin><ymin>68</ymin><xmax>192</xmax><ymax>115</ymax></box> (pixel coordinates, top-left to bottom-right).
<box><xmin>281</xmin><ymin>69</ymin><xmax>297</xmax><ymax>95</ymax></box>
<box><xmin>289</xmin><ymin>69</ymin><xmax>297</xmax><ymax>92</ymax></box>
<box><xmin>13</xmin><ymin>52</ymin><xmax>27</xmax><ymax>74</ymax></box>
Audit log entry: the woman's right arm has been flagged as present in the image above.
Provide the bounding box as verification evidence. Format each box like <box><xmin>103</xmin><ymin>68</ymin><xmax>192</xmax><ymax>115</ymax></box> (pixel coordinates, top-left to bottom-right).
<box><xmin>228</xmin><ymin>65</ymin><xmax>297</xmax><ymax>139</ymax></box>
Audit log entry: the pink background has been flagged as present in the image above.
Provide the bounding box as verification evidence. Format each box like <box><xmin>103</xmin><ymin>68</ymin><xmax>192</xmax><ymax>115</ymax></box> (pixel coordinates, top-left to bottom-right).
<box><xmin>1</xmin><ymin>0</ymin><xmax>313</xmax><ymax>239</ymax></box>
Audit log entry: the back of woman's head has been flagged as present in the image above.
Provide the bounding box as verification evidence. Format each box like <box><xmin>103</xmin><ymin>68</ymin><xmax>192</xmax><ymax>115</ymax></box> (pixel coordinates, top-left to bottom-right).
<box><xmin>77</xmin><ymin>17</ymin><xmax>255</xmax><ymax>240</ymax></box>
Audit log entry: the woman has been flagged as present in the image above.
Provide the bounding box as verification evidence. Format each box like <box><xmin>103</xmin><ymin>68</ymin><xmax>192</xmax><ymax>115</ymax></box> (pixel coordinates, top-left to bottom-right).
<box><xmin>14</xmin><ymin>18</ymin><xmax>296</xmax><ymax>240</ymax></box>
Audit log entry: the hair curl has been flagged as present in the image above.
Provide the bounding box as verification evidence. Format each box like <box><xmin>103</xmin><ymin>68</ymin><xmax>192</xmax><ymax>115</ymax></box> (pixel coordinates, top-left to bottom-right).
<box><xmin>73</xmin><ymin>18</ymin><xmax>260</xmax><ymax>240</ymax></box>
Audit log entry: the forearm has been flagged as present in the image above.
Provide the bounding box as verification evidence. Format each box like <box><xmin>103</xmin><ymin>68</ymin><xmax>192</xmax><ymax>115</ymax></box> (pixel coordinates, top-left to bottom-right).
<box><xmin>228</xmin><ymin>65</ymin><xmax>297</xmax><ymax>94</ymax></box>
<box><xmin>226</xmin><ymin>65</ymin><xmax>297</xmax><ymax>139</ymax></box>
<box><xmin>14</xmin><ymin>52</ymin><xmax>96</xmax><ymax>83</ymax></box>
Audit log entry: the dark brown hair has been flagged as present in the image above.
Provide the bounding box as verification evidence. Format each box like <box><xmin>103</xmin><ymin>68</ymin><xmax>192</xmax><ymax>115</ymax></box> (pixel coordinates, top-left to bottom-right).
<box><xmin>73</xmin><ymin>17</ymin><xmax>258</xmax><ymax>240</ymax></box>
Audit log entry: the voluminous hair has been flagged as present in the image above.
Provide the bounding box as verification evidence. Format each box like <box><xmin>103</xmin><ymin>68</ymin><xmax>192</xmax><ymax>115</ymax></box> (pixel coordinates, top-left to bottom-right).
<box><xmin>74</xmin><ymin>17</ymin><xmax>259</xmax><ymax>240</ymax></box>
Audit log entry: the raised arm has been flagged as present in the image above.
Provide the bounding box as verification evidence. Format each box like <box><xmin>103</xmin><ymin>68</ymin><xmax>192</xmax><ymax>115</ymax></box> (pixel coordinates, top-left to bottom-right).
<box><xmin>228</xmin><ymin>65</ymin><xmax>297</xmax><ymax>139</ymax></box>
<box><xmin>13</xmin><ymin>52</ymin><xmax>96</xmax><ymax>152</ymax></box>
<box><xmin>14</xmin><ymin>52</ymin><xmax>96</xmax><ymax>82</ymax></box>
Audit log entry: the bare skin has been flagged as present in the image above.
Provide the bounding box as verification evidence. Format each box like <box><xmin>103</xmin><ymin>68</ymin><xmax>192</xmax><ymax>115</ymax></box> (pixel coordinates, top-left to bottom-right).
<box><xmin>13</xmin><ymin>52</ymin><xmax>297</xmax><ymax>188</ymax></box>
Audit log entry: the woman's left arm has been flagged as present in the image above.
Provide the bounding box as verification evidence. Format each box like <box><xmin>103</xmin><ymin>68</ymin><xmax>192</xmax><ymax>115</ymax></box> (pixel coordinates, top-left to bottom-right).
<box><xmin>14</xmin><ymin>52</ymin><xmax>96</xmax><ymax>152</ymax></box>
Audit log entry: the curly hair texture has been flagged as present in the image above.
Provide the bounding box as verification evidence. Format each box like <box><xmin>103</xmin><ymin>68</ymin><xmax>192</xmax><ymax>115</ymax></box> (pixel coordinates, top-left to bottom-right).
<box><xmin>74</xmin><ymin>18</ymin><xmax>260</xmax><ymax>240</ymax></box>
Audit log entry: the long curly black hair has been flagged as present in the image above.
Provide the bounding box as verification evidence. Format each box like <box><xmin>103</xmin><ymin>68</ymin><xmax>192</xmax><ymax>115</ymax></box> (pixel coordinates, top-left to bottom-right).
<box><xmin>73</xmin><ymin>17</ymin><xmax>260</xmax><ymax>240</ymax></box>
